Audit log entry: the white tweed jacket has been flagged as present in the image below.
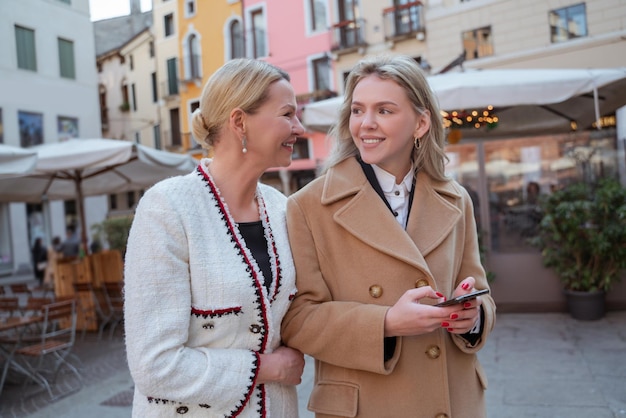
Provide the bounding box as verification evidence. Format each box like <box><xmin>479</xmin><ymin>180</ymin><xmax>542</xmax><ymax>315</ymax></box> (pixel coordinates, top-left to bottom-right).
<box><xmin>124</xmin><ymin>158</ymin><xmax>298</xmax><ymax>417</ymax></box>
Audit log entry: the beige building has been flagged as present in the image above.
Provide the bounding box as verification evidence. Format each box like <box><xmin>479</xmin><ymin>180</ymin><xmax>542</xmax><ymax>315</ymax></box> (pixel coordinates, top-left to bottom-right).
<box><xmin>119</xmin><ymin>29</ymin><xmax>159</xmax><ymax>147</ymax></box>
<box><xmin>152</xmin><ymin>0</ymin><xmax>183</xmax><ymax>152</ymax></box>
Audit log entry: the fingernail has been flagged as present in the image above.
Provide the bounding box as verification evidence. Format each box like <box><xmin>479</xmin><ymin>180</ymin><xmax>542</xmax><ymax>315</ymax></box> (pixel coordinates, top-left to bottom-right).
<box><xmin>462</xmin><ymin>283</ymin><xmax>470</xmax><ymax>290</ymax></box>
<box><xmin>435</xmin><ymin>292</ymin><xmax>444</xmax><ymax>297</ymax></box>
<box><xmin>464</xmin><ymin>302</ymin><xmax>472</xmax><ymax>308</ymax></box>
<box><xmin>447</xmin><ymin>328</ymin><xmax>454</xmax><ymax>332</ymax></box>
<box><xmin>450</xmin><ymin>313</ymin><xmax>459</xmax><ymax>320</ymax></box>
<box><xmin>441</xmin><ymin>322</ymin><xmax>450</xmax><ymax>327</ymax></box>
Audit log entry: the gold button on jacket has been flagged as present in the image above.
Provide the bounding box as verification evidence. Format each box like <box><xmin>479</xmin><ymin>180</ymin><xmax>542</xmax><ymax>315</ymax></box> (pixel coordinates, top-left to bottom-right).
<box><xmin>369</xmin><ymin>285</ymin><xmax>383</xmax><ymax>298</ymax></box>
<box><xmin>415</xmin><ymin>278</ymin><xmax>429</xmax><ymax>288</ymax></box>
<box><xmin>426</xmin><ymin>345</ymin><xmax>441</xmax><ymax>359</ymax></box>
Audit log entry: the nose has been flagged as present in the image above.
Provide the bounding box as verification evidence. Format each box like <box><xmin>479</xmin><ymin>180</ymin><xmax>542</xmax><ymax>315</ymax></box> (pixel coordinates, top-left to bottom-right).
<box><xmin>293</xmin><ymin>116</ymin><xmax>305</xmax><ymax>135</ymax></box>
<box><xmin>362</xmin><ymin>111</ymin><xmax>377</xmax><ymax>129</ymax></box>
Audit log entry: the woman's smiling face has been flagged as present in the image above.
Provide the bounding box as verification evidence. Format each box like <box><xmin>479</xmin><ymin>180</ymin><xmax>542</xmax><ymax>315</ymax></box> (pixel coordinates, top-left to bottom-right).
<box><xmin>349</xmin><ymin>75</ymin><xmax>426</xmax><ymax>181</ymax></box>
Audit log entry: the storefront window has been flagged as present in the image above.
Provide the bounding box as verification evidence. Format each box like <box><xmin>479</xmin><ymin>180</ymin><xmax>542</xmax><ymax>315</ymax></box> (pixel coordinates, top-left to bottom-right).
<box><xmin>446</xmin><ymin>130</ymin><xmax>619</xmax><ymax>254</ymax></box>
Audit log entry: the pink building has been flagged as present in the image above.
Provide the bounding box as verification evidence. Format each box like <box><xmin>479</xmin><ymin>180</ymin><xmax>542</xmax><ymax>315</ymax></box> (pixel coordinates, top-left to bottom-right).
<box><xmin>243</xmin><ymin>0</ymin><xmax>335</xmax><ymax>194</ymax></box>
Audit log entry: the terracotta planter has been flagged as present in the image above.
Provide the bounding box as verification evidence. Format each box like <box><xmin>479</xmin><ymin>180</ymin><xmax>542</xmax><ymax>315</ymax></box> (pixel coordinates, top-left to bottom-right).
<box><xmin>563</xmin><ymin>289</ymin><xmax>606</xmax><ymax>320</ymax></box>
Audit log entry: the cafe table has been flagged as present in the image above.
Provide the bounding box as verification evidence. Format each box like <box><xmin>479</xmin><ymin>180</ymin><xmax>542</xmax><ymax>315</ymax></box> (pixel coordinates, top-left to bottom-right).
<box><xmin>0</xmin><ymin>315</ymin><xmax>44</xmax><ymax>396</ymax></box>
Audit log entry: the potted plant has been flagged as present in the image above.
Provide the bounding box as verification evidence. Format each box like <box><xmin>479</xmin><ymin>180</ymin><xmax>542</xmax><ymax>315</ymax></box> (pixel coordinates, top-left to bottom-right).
<box><xmin>531</xmin><ymin>178</ymin><xmax>626</xmax><ymax>320</ymax></box>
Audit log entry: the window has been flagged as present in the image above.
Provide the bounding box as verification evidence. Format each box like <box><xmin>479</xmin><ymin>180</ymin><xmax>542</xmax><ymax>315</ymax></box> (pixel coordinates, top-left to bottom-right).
<box><xmin>170</xmin><ymin>108</ymin><xmax>181</xmax><ymax>147</ymax></box>
<box><xmin>149</xmin><ymin>41</ymin><xmax>154</xmax><ymax>58</ymax></box>
<box><xmin>462</xmin><ymin>26</ymin><xmax>493</xmax><ymax>60</ymax></box>
<box><xmin>58</xmin><ymin>38</ymin><xmax>75</xmax><ymax>79</ymax></box>
<box><xmin>154</xmin><ymin>124</ymin><xmax>161</xmax><ymax>150</ymax></box>
<box><xmin>309</xmin><ymin>0</ymin><xmax>327</xmax><ymax>32</ymax></box>
<box><xmin>549</xmin><ymin>3</ymin><xmax>587</xmax><ymax>43</ymax></box>
<box><xmin>185</xmin><ymin>0</ymin><xmax>196</xmax><ymax>18</ymax></box>
<box><xmin>167</xmin><ymin>57</ymin><xmax>179</xmax><ymax>95</ymax></box>
<box><xmin>185</xmin><ymin>34</ymin><xmax>201</xmax><ymax>79</ymax></box>
<box><xmin>292</xmin><ymin>138</ymin><xmax>311</xmax><ymax>160</ymax></box>
<box><xmin>164</xmin><ymin>13</ymin><xmax>174</xmax><ymax>37</ymax></box>
<box><xmin>15</xmin><ymin>25</ymin><xmax>37</xmax><ymax>71</ymax></box>
<box><xmin>129</xmin><ymin>54</ymin><xmax>134</xmax><ymax>71</ymax></box>
<box><xmin>229</xmin><ymin>20</ymin><xmax>245</xmax><ymax>59</ymax></box>
<box><xmin>131</xmin><ymin>83</ymin><xmax>137</xmax><ymax>111</ymax></box>
<box><xmin>311</xmin><ymin>56</ymin><xmax>331</xmax><ymax>92</ymax></box>
<box><xmin>57</xmin><ymin>116</ymin><xmax>79</xmax><ymax>141</ymax></box>
<box><xmin>151</xmin><ymin>72</ymin><xmax>158</xmax><ymax>102</ymax></box>
<box><xmin>18</xmin><ymin>111</ymin><xmax>44</xmax><ymax>147</ymax></box>
<box><xmin>121</xmin><ymin>83</ymin><xmax>130</xmax><ymax>110</ymax></box>
<box><xmin>250</xmin><ymin>8</ymin><xmax>267</xmax><ymax>58</ymax></box>
<box><xmin>445</xmin><ymin>132</ymin><xmax>620</xmax><ymax>253</ymax></box>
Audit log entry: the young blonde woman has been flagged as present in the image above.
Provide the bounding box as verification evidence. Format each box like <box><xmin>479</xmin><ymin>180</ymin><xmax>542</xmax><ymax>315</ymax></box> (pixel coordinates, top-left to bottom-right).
<box><xmin>125</xmin><ymin>58</ymin><xmax>305</xmax><ymax>417</ymax></box>
<box><xmin>282</xmin><ymin>55</ymin><xmax>496</xmax><ymax>418</ymax></box>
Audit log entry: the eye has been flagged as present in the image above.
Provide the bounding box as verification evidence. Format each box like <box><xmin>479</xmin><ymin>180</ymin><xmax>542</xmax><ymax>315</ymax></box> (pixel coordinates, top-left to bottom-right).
<box><xmin>379</xmin><ymin>108</ymin><xmax>392</xmax><ymax>115</ymax></box>
<box><xmin>350</xmin><ymin>107</ymin><xmax>362</xmax><ymax>115</ymax></box>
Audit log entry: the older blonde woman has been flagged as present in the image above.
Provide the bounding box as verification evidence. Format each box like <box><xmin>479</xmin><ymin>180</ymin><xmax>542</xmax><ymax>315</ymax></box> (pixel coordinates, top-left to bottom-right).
<box><xmin>125</xmin><ymin>59</ymin><xmax>305</xmax><ymax>417</ymax></box>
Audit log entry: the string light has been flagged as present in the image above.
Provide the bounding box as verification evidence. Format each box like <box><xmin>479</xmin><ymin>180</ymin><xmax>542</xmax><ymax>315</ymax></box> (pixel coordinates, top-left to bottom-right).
<box><xmin>441</xmin><ymin>105</ymin><xmax>499</xmax><ymax>130</ymax></box>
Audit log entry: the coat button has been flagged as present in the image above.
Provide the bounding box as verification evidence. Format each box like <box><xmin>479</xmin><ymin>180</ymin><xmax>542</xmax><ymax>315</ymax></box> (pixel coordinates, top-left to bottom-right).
<box><xmin>425</xmin><ymin>345</ymin><xmax>441</xmax><ymax>359</ymax></box>
<box><xmin>249</xmin><ymin>324</ymin><xmax>262</xmax><ymax>334</ymax></box>
<box><xmin>176</xmin><ymin>406</ymin><xmax>189</xmax><ymax>414</ymax></box>
<box><xmin>415</xmin><ymin>279</ymin><xmax>429</xmax><ymax>288</ymax></box>
<box><xmin>435</xmin><ymin>414</ymin><xmax>449</xmax><ymax>418</ymax></box>
<box><xmin>369</xmin><ymin>285</ymin><xmax>383</xmax><ymax>298</ymax></box>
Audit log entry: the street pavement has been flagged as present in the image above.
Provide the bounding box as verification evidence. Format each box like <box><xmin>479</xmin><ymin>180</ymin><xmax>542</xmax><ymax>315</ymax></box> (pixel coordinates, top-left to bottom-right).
<box><xmin>1</xmin><ymin>287</ymin><xmax>625</xmax><ymax>417</ymax></box>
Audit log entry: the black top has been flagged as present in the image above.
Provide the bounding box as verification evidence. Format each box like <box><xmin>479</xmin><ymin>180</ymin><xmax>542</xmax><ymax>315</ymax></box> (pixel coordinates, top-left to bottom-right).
<box><xmin>237</xmin><ymin>221</ymin><xmax>272</xmax><ymax>292</ymax></box>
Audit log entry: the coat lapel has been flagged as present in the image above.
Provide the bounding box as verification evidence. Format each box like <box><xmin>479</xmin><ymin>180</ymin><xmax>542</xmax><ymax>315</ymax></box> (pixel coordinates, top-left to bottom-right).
<box><xmin>321</xmin><ymin>158</ymin><xmax>462</xmax><ymax>275</ymax></box>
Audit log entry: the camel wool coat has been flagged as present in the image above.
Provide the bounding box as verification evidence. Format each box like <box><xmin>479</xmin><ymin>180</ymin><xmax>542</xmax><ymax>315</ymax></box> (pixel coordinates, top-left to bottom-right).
<box><xmin>282</xmin><ymin>157</ymin><xmax>496</xmax><ymax>418</ymax></box>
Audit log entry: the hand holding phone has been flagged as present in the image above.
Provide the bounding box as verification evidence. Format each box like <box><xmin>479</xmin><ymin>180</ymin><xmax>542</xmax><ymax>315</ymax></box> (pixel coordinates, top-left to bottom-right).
<box><xmin>435</xmin><ymin>289</ymin><xmax>489</xmax><ymax>307</ymax></box>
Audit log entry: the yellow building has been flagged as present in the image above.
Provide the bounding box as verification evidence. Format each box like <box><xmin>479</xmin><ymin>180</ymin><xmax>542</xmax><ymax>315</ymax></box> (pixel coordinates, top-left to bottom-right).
<box><xmin>176</xmin><ymin>0</ymin><xmax>243</xmax><ymax>159</ymax></box>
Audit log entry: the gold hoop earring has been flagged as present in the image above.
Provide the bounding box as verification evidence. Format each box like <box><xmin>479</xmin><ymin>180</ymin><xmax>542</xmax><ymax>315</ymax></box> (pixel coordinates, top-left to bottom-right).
<box><xmin>413</xmin><ymin>136</ymin><xmax>421</xmax><ymax>150</ymax></box>
<box><xmin>242</xmin><ymin>135</ymin><xmax>248</xmax><ymax>154</ymax></box>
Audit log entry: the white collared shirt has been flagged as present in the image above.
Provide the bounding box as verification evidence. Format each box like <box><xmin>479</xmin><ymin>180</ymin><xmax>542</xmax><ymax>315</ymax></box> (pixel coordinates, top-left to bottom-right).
<box><xmin>371</xmin><ymin>164</ymin><xmax>414</xmax><ymax>228</ymax></box>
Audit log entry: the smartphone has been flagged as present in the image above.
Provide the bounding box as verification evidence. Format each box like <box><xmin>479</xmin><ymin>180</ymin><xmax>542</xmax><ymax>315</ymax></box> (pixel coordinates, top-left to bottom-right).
<box><xmin>435</xmin><ymin>289</ymin><xmax>489</xmax><ymax>307</ymax></box>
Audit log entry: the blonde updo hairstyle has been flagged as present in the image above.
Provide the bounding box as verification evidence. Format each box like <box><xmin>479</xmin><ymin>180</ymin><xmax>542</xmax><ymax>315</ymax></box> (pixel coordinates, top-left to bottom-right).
<box><xmin>191</xmin><ymin>58</ymin><xmax>290</xmax><ymax>150</ymax></box>
<box><xmin>324</xmin><ymin>54</ymin><xmax>448</xmax><ymax>182</ymax></box>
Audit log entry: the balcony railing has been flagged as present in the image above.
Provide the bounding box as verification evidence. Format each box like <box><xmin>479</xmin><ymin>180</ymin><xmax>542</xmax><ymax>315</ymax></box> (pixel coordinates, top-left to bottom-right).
<box><xmin>383</xmin><ymin>1</ymin><xmax>425</xmax><ymax>41</ymax></box>
<box><xmin>330</xmin><ymin>18</ymin><xmax>367</xmax><ymax>52</ymax></box>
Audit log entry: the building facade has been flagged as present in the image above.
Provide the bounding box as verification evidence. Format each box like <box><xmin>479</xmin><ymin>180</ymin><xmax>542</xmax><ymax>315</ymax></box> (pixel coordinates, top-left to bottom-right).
<box><xmin>0</xmin><ymin>0</ymin><xmax>102</xmax><ymax>275</ymax></box>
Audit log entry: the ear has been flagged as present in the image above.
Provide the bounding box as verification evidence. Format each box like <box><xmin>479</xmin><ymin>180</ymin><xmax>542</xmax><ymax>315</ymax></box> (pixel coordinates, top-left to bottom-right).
<box><xmin>414</xmin><ymin>109</ymin><xmax>431</xmax><ymax>139</ymax></box>
<box><xmin>229</xmin><ymin>108</ymin><xmax>247</xmax><ymax>136</ymax></box>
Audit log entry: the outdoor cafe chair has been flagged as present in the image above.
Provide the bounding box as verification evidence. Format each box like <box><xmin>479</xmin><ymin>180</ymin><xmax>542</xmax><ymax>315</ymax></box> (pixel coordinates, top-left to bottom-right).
<box><xmin>72</xmin><ymin>282</ymin><xmax>114</xmax><ymax>341</ymax></box>
<box><xmin>0</xmin><ymin>297</ymin><xmax>20</xmax><ymax>318</ymax></box>
<box><xmin>13</xmin><ymin>298</ymin><xmax>83</xmax><ymax>400</ymax></box>
<box><xmin>102</xmin><ymin>281</ymin><xmax>124</xmax><ymax>340</ymax></box>
<box><xmin>9</xmin><ymin>283</ymin><xmax>32</xmax><ymax>297</ymax></box>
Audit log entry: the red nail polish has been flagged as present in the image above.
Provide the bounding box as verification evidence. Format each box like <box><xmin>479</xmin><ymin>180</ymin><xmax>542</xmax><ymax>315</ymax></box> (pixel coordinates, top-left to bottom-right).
<box><xmin>462</xmin><ymin>283</ymin><xmax>470</xmax><ymax>290</ymax></box>
<box><xmin>441</xmin><ymin>322</ymin><xmax>450</xmax><ymax>327</ymax></box>
<box><xmin>464</xmin><ymin>302</ymin><xmax>472</xmax><ymax>308</ymax></box>
<box><xmin>451</xmin><ymin>313</ymin><xmax>459</xmax><ymax>320</ymax></box>
<box><xmin>447</xmin><ymin>328</ymin><xmax>454</xmax><ymax>332</ymax></box>
<box><xmin>435</xmin><ymin>292</ymin><xmax>444</xmax><ymax>297</ymax></box>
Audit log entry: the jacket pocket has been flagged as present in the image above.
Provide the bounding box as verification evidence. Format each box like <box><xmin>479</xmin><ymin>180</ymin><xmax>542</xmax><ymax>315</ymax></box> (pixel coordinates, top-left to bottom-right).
<box><xmin>308</xmin><ymin>380</ymin><xmax>359</xmax><ymax>417</ymax></box>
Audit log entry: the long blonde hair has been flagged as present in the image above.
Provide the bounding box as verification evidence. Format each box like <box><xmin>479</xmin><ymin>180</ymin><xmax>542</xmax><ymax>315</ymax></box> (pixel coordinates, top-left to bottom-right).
<box><xmin>324</xmin><ymin>54</ymin><xmax>448</xmax><ymax>181</ymax></box>
<box><xmin>191</xmin><ymin>58</ymin><xmax>290</xmax><ymax>149</ymax></box>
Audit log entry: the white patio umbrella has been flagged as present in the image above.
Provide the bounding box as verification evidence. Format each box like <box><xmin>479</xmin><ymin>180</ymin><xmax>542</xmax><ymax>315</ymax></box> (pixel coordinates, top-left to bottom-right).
<box><xmin>302</xmin><ymin>67</ymin><xmax>626</xmax><ymax>137</ymax></box>
<box><xmin>0</xmin><ymin>138</ymin><xmax>199</xmax><ymax>248</ymax></box>
<box><xmin>0</xmin><ymin>144</ymin><xmax>37</xmax><ymax>178</ymax></box>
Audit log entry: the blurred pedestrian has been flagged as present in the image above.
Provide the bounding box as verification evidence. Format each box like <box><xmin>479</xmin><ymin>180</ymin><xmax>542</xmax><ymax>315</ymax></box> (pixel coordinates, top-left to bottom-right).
<box><xmin>31</xmin><ymin>237</ymin><xmax>47</xmax><ymax>286</ymax></box>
